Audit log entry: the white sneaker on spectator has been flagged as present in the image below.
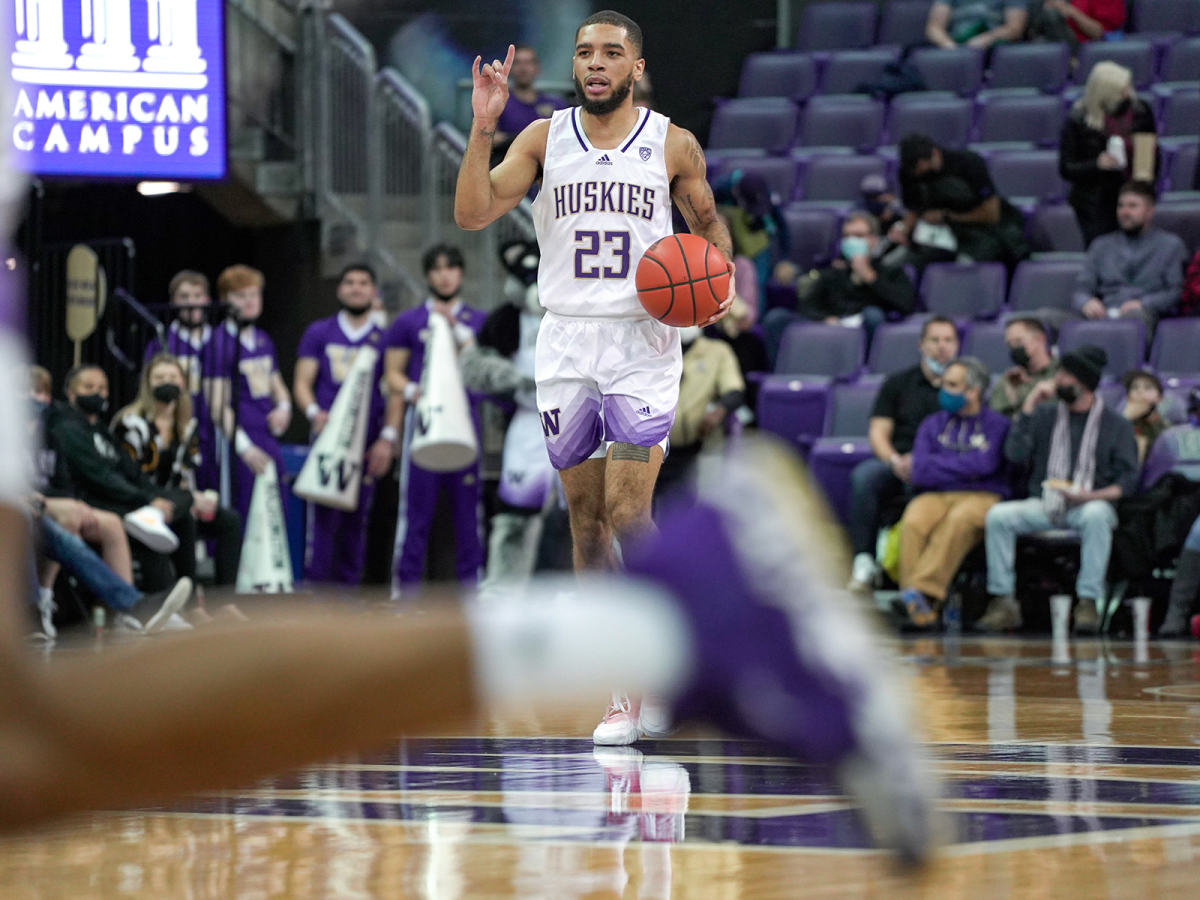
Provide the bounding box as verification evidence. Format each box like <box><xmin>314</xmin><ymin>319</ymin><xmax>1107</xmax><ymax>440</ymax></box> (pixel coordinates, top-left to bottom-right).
<box><xmin>847</xmin><ymin>552</ymin><xmax>879</xmax><ymax>593</ymax></box>
<box><xmin>143</xmin><ymin>577</ymin><xmax>192</xmax><ymax>634</ymax></box>
<box><xmin>123</xmin><ymin>505</ymin><xmax>179</xmax><ymax>554</ymax></box>
<box><xmin>113</xmin><ymin>613</ymin><xmax>145</xmax><ymax>633</ymax></box>
<box><xmin>593</xmin><ymin>693</ymin><xmax>641</xmax><ymax>745</ymax></box>
<box><xmin>37</xmin><ymin>587</ymin><xmax>57</xmax><ymax>639</ymax></box>
<box><xmin>161</xmin><ymin>613</ymin><xmax>194</xmax><ymax>632</ymax></box>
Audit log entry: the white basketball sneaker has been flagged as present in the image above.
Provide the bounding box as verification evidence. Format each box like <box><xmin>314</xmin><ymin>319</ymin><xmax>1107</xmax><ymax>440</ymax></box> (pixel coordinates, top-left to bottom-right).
<box><xmin>123</xmin><ymin>505</ymin><xmax>179</xmax><ymax>554</ymax></box>
<box><xmin>592</xmin><ymin>693</ymin><xmax>642</xmax><ymax>746</ymax></box>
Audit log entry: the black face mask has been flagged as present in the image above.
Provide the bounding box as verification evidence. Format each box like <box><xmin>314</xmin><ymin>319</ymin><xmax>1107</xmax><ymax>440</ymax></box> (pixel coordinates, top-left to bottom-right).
<box><xmin>152</xmin><ymin>384</ymin><xmax>182</xmax><ymax>404</ymax></box>
<box><xmin>75</xmin><ymin>393</ymin><xmax>108</xmax><ymax>416</ymax></box>
<box><xmin>1009</xmin><ymin>346</ymin><xmax>1031</xmax><ymax>369</ymax></box>
<box><xmin>1056</xmin><ymin>384</ymin><xmax>1080</xmax><ymax>404</ymax></box>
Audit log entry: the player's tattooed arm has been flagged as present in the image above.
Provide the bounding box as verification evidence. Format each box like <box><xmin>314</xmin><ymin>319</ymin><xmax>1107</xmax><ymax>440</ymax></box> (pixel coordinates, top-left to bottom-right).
<box><xmin>668</xmin><ymin>127</ymin><xmax>734</xmax><ymax>262</ymax></box>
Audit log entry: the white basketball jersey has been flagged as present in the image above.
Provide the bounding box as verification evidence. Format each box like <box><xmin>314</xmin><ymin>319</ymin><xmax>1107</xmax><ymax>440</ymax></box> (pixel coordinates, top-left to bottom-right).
<box><xmin>532</xmin><ymin>106</ymin><xmax>673</xmax><ymax>319</ymax></box>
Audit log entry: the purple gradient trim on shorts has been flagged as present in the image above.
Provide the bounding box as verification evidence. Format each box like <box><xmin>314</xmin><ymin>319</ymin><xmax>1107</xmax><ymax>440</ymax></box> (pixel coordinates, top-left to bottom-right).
<box><xmin>543</xmin><ymin>393</ymin><xmax>604</xmax><ymax>470</ymax></box>
<box><xmin>603</xmin><ymin>395</ymin><xmax>675</xmax><ymax>447</ymax></box>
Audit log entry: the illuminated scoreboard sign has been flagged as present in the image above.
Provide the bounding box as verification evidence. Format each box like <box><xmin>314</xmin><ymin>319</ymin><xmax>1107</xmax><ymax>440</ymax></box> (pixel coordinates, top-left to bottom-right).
<box><xmin>9</xmin><ymin>0</ymin><xmax>226</xmax><ymax>179</ymax></box>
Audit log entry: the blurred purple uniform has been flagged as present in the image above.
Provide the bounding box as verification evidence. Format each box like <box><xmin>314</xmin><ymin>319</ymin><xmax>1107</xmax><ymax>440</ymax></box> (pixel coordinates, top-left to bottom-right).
<box><xmin>386</xmin><ymin>300</ymin><xmax>488</xmax><ymax>592</ymax></box>
<box><xmin>145</xmin><ymin>322</ymin><xmax>218</xmax><ymax>491</ymax></box>
<box><xmin>209</xmin><ymin>321</ymin><xmax>289</xmax><ymax>526</ymax></box>
<box><xmin>296</xmin><ymin>313</ymin><xmax>387</xmax><ymax>585</ymax></box>
<box><xmin>498</xmin><ymin>92</ymin><xmax>567</xmax><ymax>137</ymax></box>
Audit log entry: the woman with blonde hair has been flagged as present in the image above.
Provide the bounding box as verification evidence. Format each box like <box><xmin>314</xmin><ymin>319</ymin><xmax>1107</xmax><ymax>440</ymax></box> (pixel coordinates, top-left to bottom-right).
<box><xmin>1058</xmin><ymin>61</ymin><xmax>1158</xmax><ymax>245</ymax></box>
<box><xmin>113</xmin><ymin>352</ymin><xmax>242</xmax><ymax>590</ymax></box>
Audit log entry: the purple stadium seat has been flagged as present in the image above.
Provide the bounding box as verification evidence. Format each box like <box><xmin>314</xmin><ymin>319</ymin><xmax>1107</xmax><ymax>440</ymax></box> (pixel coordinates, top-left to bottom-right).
<box><xmin>1140</xmin><ymin>425</ymin><xmax>1200</xmax><ymax>490</ymax></box>
<box><xmin>960</xmin><ymin>319</ymin><xmax>1012</xmax><ymax>373</ymax></box>
<box><xmin>1008</xmin><ymin>259</ymin><xmax>1083</xmax><ymax>312</ymax></box>
<box><xmin>1154</xmin><ymin>197</ymin><xmax>1200</xmax><ymax>252</ymax></box>
<box><xmin>708</xmin><ymin>99</ymin><xmax>798</xmax><ymax>154</ymax></box>
<box><xmin>775</xmin><ymin>322</ymin><xmax>866</xmax><ymax>378</ymax></box>
<box><xmin>1162</xmin><ymin>37</ymin><xmax>1200</xmax><ymax>83</ymax></box>
<box><xmin>809</xmin><ymin>438</ymin><xmax>875</xmax><ymax>523</ymax></box>
<box><xmin>1158</xmin><ymin>89</ymin><xmax>1200</xmax><ymax>139</ymax></box>
<box><xmin>720</xmin><ymin>156</ymin><xmax>800</xmax><ymax>205</ymax></box>
<box><xmin>756</xmin><ymin>375</ymin><xmax>833</xmax><ymax>457</ymax></box>
<box><xmin>909</xmin><ymin>46</ymin><xmax>985</xmax><ymax>96</ymax></box>
<box><xmin>1150</xmin><ymin>318</ymin><xmax>1200</xmax><ymax>377</ymax></box>
<box><xmin>795</xmin><ymin>1</ymin><xmax>879</xmax><ymax>52</ymax></box>
<box><xmin>797</xmin><ymin>95</ymin><xmax>886</xmax><ymax>151</ymax></box>
<box><xmin>824</xmin><ymin>380</ymin><xmax>881</xmax><ymax>437</ymax></box>
<box><xmin>1165</xmin><ymin>143</ymin><xmax>1199</xmax><ymax>193</ymax></box>
<box><xmin>780</xmin><ymin>204</ymin><xmax>840</xmax><ymax>269</ymax></box>
<box><xmin>1057</xmin><ymin>319</ymin><xmax>1146</xmax><ymax>378</ymax></box>
<box><xmin>867</xmin><ymin>318</ymin><xmax>930</xmax><ymax>374</ymax></box>
<box><xmin>975</xmin><ymin>94</ymin><xmax>1064</xmax><ymax>148</ymax></box>
<box><xmin>987</xmin><ymin>43</ymin><xmax>1071</xmax><ymax>93</ymax></box>
<box><xmin>920</xmin><ymin>262</ymin><xmax>1007</xmax><ymax>319</ymax></box>
<box><xmin>989</xmin><ymin>150</ymin><xmax>1065</xmax><ymax>205</ymax></box>
<box><xmin>878</xmin><ymin>0</ymin><xmax>934</xmax><ymax>48</ymax></box>
<box><xmin>1076</xmin><ymin>40</ymin><xmax>1156</xmax><ymax>90</ymax></box>
<box><xmin>738</xmin><ymin>52</ymin><xmax>818</xmax><ymax>101</ymax></box>
<box><xmin>887</xmin><ymin>93</ymin><xmax>974</xmax><ymax>148</ymax></box>
<box><xmin>1131</xmin><ymin>0</ymin><xmax>1200</xmax><ymax>36</ymax></box>
<box><xmin>821</xmin><ymin>49</ymin><xmax>898</xmax><ymax>95</ymax></box>
<box><xmin>799</xmin><ymin>154</ymin><xmax>887</xmax><ymax>202</ymax></box>
<box><xmin>1029</xmin><ymin>202</ymin><xmax>1086</xmax><ymax>253</ymax></box>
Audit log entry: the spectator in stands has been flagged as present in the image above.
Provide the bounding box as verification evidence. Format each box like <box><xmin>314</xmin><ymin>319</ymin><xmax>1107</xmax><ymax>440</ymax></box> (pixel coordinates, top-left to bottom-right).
<box><xmin>50</xmin><ymin>364</ymin><xmax>198</xmax><ymax>597</ymax></box>
<box><xmin>925</xmin><ymin>0</ymin><xmax>1029</xmax><ymax>49</ymax></box>
<box><xmin>896</xmin><ymin>357</ymin><xmax>1010</xmax><ymax>628</ymax></box>
<box><xmin>860</xmin><ymin>173</ymin><xmax>906</xmax><ymax>248</ymax></box>
<box><xmin>1060</xmin><ymin>63</ymin><xmax>1158</xmax><ymax>246</ymax></box>
<box><xmin>1119</xmin><ymin>369</ymin><xmax>1182</xmax><ymax>464</ymax></box>
<box><xmin>848</xmin><ymin>316</ymin><xmax>960</xmax><ymax>593</ymax></box>
<box><xmin>493</xmin><ymin>45</ymin><xmax>566</xmax><ymax>164</ymax></box>
<box><xmin>112</xmin><ymin>353</ymin><xmax>242</xmax><ymax>589</ymax></box>
<box><xmin>1073</xmin><ymin>181</ymin><xmax>1186</xmax><ymax>330</ymax></box>
<box><xmin>977</xmin><ymin>345</ymin><xmax>1139</xmax><ymax>634</ymax></box>
<box><xmin>990</xmin><ymin>317</ymin><xmax>1059</xmax><ymax>418</ymax></box>
<box><xmin>714</xmin><ymin>169</ymin><xmax>788</xmax><ymax>311</ymax></box>
<box><xmin>209</xmin><ymin>264</ymin><xmax>293</xmax><ymax>528</ymax></box>
<box><xmin>897</xmin><ymin>134</ymin><xmax>1029</xmax><ymax>269</ymax></box>
<box><xmin>1160</xmin><ymin>512</ymin><xmax>1200</xmax><ymax>637</ymax></box>
<box><xmin>145</xmin><ymin>270</ymin><xmax>219</xmax><ymax>491</ymax></box>
<box><xmin>657</xmin><ymin>325</ymin><xmax>745</xmax><ymax>497</ymax></box>
<box><xmin>1029</xmin><ymin>0</ymin><xmax>1126</xmax><ymax>46</ymax></box>
<box><xmin>762</xmin><ymin>211</ymin><xmax>916</xmax><ymax>365</ymax></box>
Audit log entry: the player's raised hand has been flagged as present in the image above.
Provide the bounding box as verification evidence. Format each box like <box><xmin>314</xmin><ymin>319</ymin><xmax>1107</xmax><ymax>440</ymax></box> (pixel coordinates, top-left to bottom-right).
<box><xmin>471</xmin><ymin>44</ymin><xmax>516</xmax><ymax>121</ymax></box>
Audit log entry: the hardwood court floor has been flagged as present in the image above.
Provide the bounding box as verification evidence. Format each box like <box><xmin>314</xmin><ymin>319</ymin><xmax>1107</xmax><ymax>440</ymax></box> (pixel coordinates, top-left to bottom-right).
<box><xmin>5</xmin><ymin>637</ymin><xmax>1200</xmax><ymax>898</ymax></box>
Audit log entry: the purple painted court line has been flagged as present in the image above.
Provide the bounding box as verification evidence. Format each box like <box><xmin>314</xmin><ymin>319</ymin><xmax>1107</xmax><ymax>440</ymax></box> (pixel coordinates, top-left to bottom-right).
<box><xmin>934</xmin><ymin>743</ymin><xmax>1200</xmax><ymax>767</ymax></box>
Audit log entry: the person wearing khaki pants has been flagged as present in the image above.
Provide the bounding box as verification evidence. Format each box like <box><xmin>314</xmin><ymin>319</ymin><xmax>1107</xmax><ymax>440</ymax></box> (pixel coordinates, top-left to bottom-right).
<box><xmin>897</xmin><ymin>358</ymin><xmax>1011</xmax><ymax>628</ymax></box>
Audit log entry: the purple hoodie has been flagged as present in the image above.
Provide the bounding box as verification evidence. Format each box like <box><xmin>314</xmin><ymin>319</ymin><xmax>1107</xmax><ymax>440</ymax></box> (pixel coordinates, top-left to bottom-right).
<box><xmin>911</xmin><ymin>406</ymin><xmax>1011</xmax><ymax>498</ymax></box>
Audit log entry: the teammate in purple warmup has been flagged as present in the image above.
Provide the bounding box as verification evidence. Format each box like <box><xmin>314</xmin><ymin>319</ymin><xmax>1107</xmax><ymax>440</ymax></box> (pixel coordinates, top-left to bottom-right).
<box><xmin>208</xmin><ymin>265</ymin><xmax>293</xmax><ymax>527</ymax></box>
<box><xmin>384</xmin><ymin>245</ymin><xmax>488</xmax><ymax>598</ymax></box>
<box><xmin>293</xmin><ymin>264</ymin><xmax>397</xmax><ymax>585</ymax></box>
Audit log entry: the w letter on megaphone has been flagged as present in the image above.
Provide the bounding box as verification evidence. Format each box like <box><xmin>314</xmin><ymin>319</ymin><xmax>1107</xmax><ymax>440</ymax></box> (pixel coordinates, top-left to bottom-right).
<box><xmin>410</xmin><ymin>314</ymin><xmax>478</xmax><ymax>472</ymax></box>
<box><xmin>236</xmin><ymin>461</ymin><xmax>294</xmax><ymax>594</ymax></box>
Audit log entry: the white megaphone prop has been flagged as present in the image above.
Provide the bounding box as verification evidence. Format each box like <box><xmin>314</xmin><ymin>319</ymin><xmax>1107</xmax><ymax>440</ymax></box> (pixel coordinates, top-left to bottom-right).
<box><xmin>410</xmin><ymin>313</ymin><xmax>478</xmax><ymax>472</ymax></box>
<box><xmin>293</xmin><ymin>345</ymin><xmax>377</xmax><ymax>511</ymax></box>
<box><xmin>236</xmin><ymin>461</ymin><xmax>294</xmax><ymax>593</ymax></box>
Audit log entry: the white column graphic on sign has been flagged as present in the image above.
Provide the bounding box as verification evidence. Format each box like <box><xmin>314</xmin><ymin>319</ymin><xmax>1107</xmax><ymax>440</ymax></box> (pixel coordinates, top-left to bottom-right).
<box><xmin>143</xmin><ymin>0</ymin><xmax>205</xmax><ymax>73</ymax></box>
<box><xmin>12</xmin><ymin>0</ymin><xmax>75</xmax><ymax>69</ymax></box>
<box><xmin>78</xmin><ymin>0</ymin><xmax>140</xmax><ymax>71</ymax></box>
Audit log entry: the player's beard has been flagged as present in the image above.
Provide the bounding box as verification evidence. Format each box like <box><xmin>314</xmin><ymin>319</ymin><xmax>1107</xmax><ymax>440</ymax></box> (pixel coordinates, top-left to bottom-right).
<box><xmin>339</xmin><ymin>301</ymin><xmax>372</xmax><ymax>316</ymax></box>
<box><xmin>574</xmin><ymin>72</ymin><xmax>634</xmax><ymax>116</ymax></box>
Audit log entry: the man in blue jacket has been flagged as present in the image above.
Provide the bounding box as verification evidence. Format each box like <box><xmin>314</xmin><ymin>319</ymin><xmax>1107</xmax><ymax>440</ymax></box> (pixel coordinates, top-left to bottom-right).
<box><xmin>896</xmin><ymin>358</ymin><xmax>1010</xmax><ymax>627</ymax></box>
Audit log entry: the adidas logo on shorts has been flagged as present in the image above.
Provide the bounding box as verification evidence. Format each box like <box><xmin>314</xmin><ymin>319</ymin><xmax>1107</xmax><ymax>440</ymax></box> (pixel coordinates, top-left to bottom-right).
<box><xmin>595</xmin><ymin>154</ymin><xmax>613</xmax><ymax>166</ymax></box>
<box><xmin>636</xmin><ymin>405</ymin><xmax>652</xmax><ymax>417</ymax></box>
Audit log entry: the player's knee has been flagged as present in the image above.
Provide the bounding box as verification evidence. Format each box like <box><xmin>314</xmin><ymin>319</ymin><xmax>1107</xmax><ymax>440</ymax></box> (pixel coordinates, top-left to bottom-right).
<box><xmin>607</xmin><ymin>496</ymin><xmax>652</xmax><ymax>539</ymax></box>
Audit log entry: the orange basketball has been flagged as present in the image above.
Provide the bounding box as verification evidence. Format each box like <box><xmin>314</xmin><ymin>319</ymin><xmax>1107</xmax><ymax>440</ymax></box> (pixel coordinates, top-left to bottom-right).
<box><xmin>636</xmin><ymin>233</ymin><xmax>730</xmax><ymax>327</ymax></box>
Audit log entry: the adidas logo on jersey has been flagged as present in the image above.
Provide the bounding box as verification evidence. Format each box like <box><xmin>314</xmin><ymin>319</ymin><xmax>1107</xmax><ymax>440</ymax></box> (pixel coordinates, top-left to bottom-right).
<box><xmin>595</xmin><ymin>154</ymin><xmax>613</xmax><ymax>165</ymax></box>
<box><xmin>636</xmin><ymin>405</ymin><xmax>652</xmax><ymax>417</ymax></box>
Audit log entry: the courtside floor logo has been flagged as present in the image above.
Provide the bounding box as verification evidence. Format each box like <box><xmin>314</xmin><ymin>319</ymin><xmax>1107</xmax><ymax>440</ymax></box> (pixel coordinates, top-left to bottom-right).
<box><xmin>8</xmin><ymin>0</ymin><xmax>226</xmax><ymax>178</ymax></box>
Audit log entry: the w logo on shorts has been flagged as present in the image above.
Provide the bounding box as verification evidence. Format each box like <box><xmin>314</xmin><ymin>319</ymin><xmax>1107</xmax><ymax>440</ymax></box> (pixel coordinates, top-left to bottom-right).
<box><xmin>540</xmin><ymin>409</ymin><xmax>562</xmax><ymax>437</ymax></box>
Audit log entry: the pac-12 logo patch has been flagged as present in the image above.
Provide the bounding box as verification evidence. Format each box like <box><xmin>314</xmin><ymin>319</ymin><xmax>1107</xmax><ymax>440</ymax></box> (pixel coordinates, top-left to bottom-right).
<box><xmin>639</xmin><ymin>146</ymin><xmax>652</xmax><ymax>161</ymax></box>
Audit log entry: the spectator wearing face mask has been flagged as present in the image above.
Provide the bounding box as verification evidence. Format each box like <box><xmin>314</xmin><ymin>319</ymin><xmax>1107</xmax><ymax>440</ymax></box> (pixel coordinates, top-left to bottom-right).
<box><xmin>990</xmin><ymin>317</ymin><xmax>1059</xmax><ymax>419</ymax></box>
<box><xmin>762</xmin><ymin>211</ymin><xmax>916</xmax><ymax>366</ymax></box>
<box><xmin>1059</xmin><ymin>62</ymin><xmax>1158</xmax><ymax>246</ymax></box>
<box><xmin>1119</xmin><ymin>369</ymin><xmax>1185</xmax><ymax>464</ymax></box>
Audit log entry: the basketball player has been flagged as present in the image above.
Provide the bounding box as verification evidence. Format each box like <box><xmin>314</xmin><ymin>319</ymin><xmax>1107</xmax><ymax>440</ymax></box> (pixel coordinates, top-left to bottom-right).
<box><xmin>144</xmin><ymin>270</ymin><xmax>219</xmax><ymax>491</ymax></box>
<box><xmin>293</xmin><ymin>263</ymin><xmax>396</xmax><ymax>585</ymax></box>
<box><xmin>208</xmin><ymin>265</ymin><xmax>293</xmax><ymax>527</ymax></box>
<box><xmin>454</xmin><ymin>11</ymin><xmax>734</xmax><ymax>745</ymax></box>
<box><xmin>384</xmin><ymin>245</ymin><xmax>488</xmax><ymax>598</ymax></box>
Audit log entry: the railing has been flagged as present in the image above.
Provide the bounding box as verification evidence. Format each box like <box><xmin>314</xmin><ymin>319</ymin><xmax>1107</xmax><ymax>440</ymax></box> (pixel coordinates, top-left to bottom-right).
<box><xmin>226</xmin><ymin>0</ymin><xmax>301</xmax><ymax>161</ymax></box>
